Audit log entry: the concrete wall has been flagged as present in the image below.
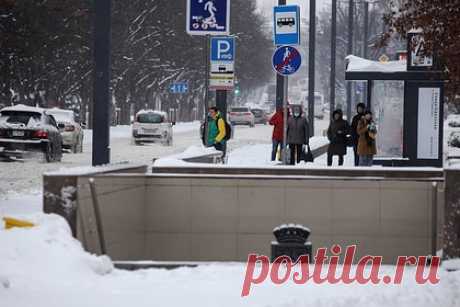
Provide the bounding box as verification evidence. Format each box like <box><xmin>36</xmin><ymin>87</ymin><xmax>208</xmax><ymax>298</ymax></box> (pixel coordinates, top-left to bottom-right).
<box><xmin>75</xmin><ymin>172</ymin><xmax>444</xmax><ymax>264</ymax></box>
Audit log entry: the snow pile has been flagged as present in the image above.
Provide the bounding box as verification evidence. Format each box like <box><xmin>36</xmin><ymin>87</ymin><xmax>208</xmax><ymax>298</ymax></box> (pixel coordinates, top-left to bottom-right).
<box><xmin>447</xmin><ymin>115</ymin><xmax>460</xmax><ymax>128</ymax></box>
<box><xmin>154</xmin><ymin>145</ymin><xmax>220</xmax><ymax>166</ymax></box>
<box><xmin>346</xmin><ymin>55</ymin><xmax>406</xmax><ymax>72</ymax></box>
<box><xmin>448</xmin><ymin>131</ymin><xmax>460</xmax><ymax>148</ymax></box>
<box><xmin>443</xmin><ymin>259</ymin><xmax>460</xmax><ymax>271</ymax></box>
<box><xmin>0</xmin><ymin>213</ymin><xmax>113</xmax><ymax>292</ymax></box>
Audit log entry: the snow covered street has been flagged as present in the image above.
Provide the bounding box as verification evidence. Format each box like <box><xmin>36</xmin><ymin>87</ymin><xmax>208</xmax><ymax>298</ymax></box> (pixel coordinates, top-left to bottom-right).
<box><xmin>0</xmin><ymin>123</ymin><xmax>203</xmax><ymax>198</ymax></box>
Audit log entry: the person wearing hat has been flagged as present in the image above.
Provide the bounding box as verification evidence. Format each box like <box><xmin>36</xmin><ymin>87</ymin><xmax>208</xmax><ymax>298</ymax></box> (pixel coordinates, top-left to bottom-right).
<box><xmin>327</xmin><ymin>109</ymin><xmax>350</xmax><ymax>166</ymax></box>
<box><xmin>357</xmin><ymin>110</ymin><xmax>377</xmax><ymax>166</ymax></box>
<box><xmin>351</xmin><ymin>103</ymin><xmax>366</xmax><ymax>166</ymax></box>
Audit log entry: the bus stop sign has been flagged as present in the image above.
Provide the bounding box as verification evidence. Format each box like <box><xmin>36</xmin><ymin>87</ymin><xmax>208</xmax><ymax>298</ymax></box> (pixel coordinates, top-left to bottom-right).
<box><xmin>273</xmin><ymin>5</ymin><xmax>300</xmax><ymax>45</ymax></box>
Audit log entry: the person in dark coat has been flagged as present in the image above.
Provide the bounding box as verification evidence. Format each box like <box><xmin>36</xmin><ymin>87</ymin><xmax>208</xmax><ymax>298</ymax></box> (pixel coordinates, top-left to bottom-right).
<box><xmin>269</xmin><ymin>107</ymin><xmax>284</xmax><ymax>161</ymax></box>
<box><xmin>351</xmin><ymin>103</ymin><xmax>366</xmax><ymax>166</ymax></box>
<box><xmin>286</xmin><ymin>106</ymin><xmax>310</xmax><ymax>165</ymax></box>
<box><xmin>327</xmin><ymin>109</ymin><xmax>350</xmax><ymax>166</ymax></box>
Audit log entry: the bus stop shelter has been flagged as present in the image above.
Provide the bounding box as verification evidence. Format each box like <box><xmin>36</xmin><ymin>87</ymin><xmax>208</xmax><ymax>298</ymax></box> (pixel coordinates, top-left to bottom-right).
<box><xmin>345</xmin><ymin>54</ymin><xmax>445</xmax><ymax>167</ymax></box>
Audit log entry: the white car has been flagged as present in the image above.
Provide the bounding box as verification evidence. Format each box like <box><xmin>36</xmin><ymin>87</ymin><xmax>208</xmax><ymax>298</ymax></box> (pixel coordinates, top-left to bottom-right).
<box><xmin>47</xmin><ymin>108</ymin><xmax>84</xmax><ymax>153</ymax></box>
<box><xmin>132</xmin><ymin>110</ymin><xmax>173</xmax><ymax>146</ymax></box>
<box><xmin>228</xmin><ymin>107</ymin><xmax>255</xmax><ymax>127</ymax></box>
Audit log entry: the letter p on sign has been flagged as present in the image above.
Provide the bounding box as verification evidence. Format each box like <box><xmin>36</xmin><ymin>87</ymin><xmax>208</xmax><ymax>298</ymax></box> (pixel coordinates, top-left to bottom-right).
<box><xmin>211</xmin><ymin>37</ymin><xmax>235</xmax><ymax>62</ymax></box>
<box><xmin>217</xmin><ymin>40</ymin><xmax>230</xmax><ymax>59</ymax></box>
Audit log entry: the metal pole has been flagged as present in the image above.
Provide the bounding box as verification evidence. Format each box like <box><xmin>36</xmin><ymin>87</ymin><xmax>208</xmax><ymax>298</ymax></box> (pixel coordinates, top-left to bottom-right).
<box><xmin>363</xmin><ymin>1</ymin><xmax>369</xmax><ymax>59</ymax></box>
<box><xmin>204</xmin><ymin>35</ymin><xmax>210</xmax><ymax>112</ymax></box>
<box><xmin>276</xmin><ymin>0</ymin><xmax>287</xmax><ymax>112</ymax></box>
<box><xmin>308</xmin><ymin>0</ymin><xmax>316</xmax><ymax>135</ymax></box>
<box><xmin>431</xmin><ymin>182</ymin><xmax>438</xmax><ymax>257</ymax></box>
<box><xmin>346</xmin><ymin>0</ymin><xmax>354</xmax><ymax>121</ymax></box>
<box><xmin>363</xmin><ymin>1</ymin><xmax>369</xmax><ymax>104</ymax></box>
<box><xmin>216</xmin><ymin>90</ymin><xmax>227</xmax><ymax>121</ymax></box>
<box><xmin>276</xmin><ymin>0</ymin><xmax>288</xmax><ymax>164</ymax></box>
<box><xmin>92</xmin><ymin>0</ymin><xmax>112</xmax><ymax>166</ymax></box>
<box><xmin>330</xmin><ymin>0</ymin><xmax>337</xmax><ymax>117</ymax></box>
<box><xmin>282</xmin><ymin>77</ymin><xmax>288</xmax><ymax>165</ymax></box>
<box><xmin>89</xmin><ymin>178</ymin><xmax>107</xmax><ymax>255</ymax></box>
<box><xmin>204</xmin><ymin>35</ymin><xmax>211</xmax><ymax>146</ymax></box>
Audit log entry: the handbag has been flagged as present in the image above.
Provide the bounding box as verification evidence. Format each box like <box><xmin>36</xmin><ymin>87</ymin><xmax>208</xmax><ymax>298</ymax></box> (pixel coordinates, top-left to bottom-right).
<box><xmin>345</xmin><ymin>135</ymin><xmax>354</xmax><ymax>147</ymax></box>
<box><xmin>304</xmin><ymin>145</ymin><xmax>314</xmax><ymax>163</ymax></box>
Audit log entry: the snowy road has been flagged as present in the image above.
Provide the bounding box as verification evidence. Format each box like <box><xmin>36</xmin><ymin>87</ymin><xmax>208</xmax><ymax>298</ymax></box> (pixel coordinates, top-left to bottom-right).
<box><xmin>0</xmin><ymin>123</ymin><xmax>281</xmax><ymax>199</ymax></box>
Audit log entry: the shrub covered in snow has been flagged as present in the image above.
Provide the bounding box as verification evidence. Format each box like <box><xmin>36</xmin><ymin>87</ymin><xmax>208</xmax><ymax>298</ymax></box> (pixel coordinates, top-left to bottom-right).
<box><xmin>448</xmin><ymin>131</ymin><xmax>460</xmax><ymax>148</ymax></box>
<box><xmin>447</xmin><ymin>115</ymin><xmax>460</xmax><ymax>128</ymax></box>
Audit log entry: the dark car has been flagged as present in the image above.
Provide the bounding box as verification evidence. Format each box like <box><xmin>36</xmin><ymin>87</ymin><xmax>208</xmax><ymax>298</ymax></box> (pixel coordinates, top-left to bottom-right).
<box><xmin>250</xmin><ymin>108</ymin><xmax>267</xmax><ymax>125</ymax></box>
<box><xmin>0</xmin><ymin>105</ymin><xmax>63</xmax><ymax>162</ymax></box>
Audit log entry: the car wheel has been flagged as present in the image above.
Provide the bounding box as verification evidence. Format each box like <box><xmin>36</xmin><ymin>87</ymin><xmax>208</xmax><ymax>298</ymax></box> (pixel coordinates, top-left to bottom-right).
<box><xmin>78</xmin><ymin>137</ymin><xmax>83</xmax><ymax>153</ymax></box>
<box><xmin>41</xmin><ymin>143</ymin><xmax>52</xmax><ymax>163</ymax></box>
<box><xmin>55</xmin><ymin>143</ymin><xmax>62</xmax><ymax>162</ymax></box>
<box><xmin>71</xmin><ymin>142</ymin><xmax>78</xmax><ymax>154</ymax></box>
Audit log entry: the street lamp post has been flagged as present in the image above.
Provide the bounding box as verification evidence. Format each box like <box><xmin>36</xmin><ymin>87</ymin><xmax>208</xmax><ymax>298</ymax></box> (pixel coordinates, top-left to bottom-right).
<box><xmin>308</xmin><ymin>0</ymin><xmax>316</xmax><ymax>135</ymax></box>
<box><xmin>92</xmin><ymin>0</ymin><xmax>112</xmax><ymax>166</ymax></box>
<box><xmin>346</xmin><ymin>0</ymin><xmax>354</xmax><ymax>121</ymax></box>
<box><xmin>330</xmin><ymin>0</ymin><xmax>337</xmax><ymax>117</ymax></box>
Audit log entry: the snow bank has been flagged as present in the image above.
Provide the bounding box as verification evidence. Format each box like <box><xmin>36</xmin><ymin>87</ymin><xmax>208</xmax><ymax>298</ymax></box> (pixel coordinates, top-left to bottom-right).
<box><xmin>154</xmin><ymin>145</ymin><xmax>220</xmax><ymax>165</ymax></box>
<box><xmin>0</xmin><ymin>213</ymin><xmax>113</xmax><ymax>294</ymax></box>
<box><xmin>346</xmin><ymin>55</ymin><xmax>406</xmax><ymax>72</ymax></box>
<box><xmin>0</xmin><ymin>222</ymin><xmax>459</xmax><ymax>307</ymax></box>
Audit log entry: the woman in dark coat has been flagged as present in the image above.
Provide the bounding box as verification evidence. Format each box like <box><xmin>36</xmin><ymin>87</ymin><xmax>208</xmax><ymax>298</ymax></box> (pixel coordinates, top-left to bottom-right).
<box><xmin>327</xmin><ymin>109</ymin><xmax>350</xmax><ymax>166</ymax></box>
<box><xmin>286</xmin><ymin>106</ymin><xmax>310</xmax><ymax>165</ymax></box>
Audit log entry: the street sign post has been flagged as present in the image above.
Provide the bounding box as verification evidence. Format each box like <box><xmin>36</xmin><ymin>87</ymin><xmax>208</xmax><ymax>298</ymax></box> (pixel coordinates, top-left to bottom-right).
<box><xmin>186</xmin><ymin>0</ymin><xmax>230</xmax><ymax>36</ymax></box>
<box><xmin>210</xmin><ymin>36</ymin><xmax>235</xmax><ymax>90</ymax></box>
<box><xmin>273</xmin><ymin>5</ymin><xmax>300</xmax><ymax>46</ymax></box>
<box><xmin>272</xmin><ymin>45</ymin><xmax>302</xmax><ymax>76</ymax></box>
<box><xmin>169</xmin><ymin>82</ymin><xmax>189</xmax><ymax>94</ymax></box>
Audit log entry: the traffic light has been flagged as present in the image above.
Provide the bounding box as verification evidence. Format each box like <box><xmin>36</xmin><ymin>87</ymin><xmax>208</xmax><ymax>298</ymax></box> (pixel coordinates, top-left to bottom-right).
<box><xmin>234</xmin><ymin>83</ymin><xmax>240</xmax><ymax>96</ymax></box>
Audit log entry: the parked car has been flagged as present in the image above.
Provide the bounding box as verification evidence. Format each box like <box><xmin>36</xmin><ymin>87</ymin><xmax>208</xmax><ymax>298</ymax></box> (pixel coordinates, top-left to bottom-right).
<box><xmin>47</xmin><ymin>108</ymin><xmax>84</xmax><ymax>153</ymax></box>
<box><xmin>0</xmin><ymin>104</ymin><xmax>62</xmax><ymax>162</ymax></box>
<box><xmin>132</xmin><ymin>110</ymin><xmax>173</xmax><ymax>146</ymax></box>
<box><xmin>250</xmin><ymin>108</ymin><xmax>267</xmax><ymax>125</ymax></box>
<box><xmin>228</xmin><ymin>107</ymin><xmax>255</xmax><ymax>127</ymax></box>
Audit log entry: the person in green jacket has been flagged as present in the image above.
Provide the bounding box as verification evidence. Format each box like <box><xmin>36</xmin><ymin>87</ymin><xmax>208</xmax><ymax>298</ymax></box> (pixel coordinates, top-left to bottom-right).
<box><xmin>207</xmin><ymin>107</ymin><xmax>227</xmax><ymax>157</ymax></box>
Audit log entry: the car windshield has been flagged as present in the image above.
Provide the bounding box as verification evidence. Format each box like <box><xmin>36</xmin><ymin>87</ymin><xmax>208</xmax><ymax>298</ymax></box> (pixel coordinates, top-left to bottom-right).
<box><xmin>251</xmin><ymin>109</ymin><xmax>263</xmax><ymax>116</ymax></box>
<box><xmin>0</xmin><ymin>111</ymin><xmax>42</xmax><ymax>127</ymax></box>
<box><xmin>231</xmin><ymin>108</ymin><xmax>249</xmax><ymax>113</ymax></box>
<box><xmin>47</xmin><ymin>111</ymin><xmax>74</xmax><ymax>123</ymax></box>
<box><xmin>137</xmin><ymin>113</ymin><xmax>164</xmax><ymax>124</ymax></box>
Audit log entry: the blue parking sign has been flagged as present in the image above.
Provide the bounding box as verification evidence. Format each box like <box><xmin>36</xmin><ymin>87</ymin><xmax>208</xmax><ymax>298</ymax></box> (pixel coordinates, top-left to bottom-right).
<box><xmin>187</xmin><ymin>0</ymin><xmax>230</xmax><ymax>35</ymax></box>
<box><xmin>211</xmin><ymin>37</ymin><xmax>235</xmax><ymax>62</ymax></box>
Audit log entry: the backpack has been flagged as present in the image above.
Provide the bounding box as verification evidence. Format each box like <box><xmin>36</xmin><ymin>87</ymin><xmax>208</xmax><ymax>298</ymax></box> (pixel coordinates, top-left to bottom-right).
<box><xmin>219</xmin><ymin>117</ymin><xmax>232</xmax><ymax>141</ymax></box>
